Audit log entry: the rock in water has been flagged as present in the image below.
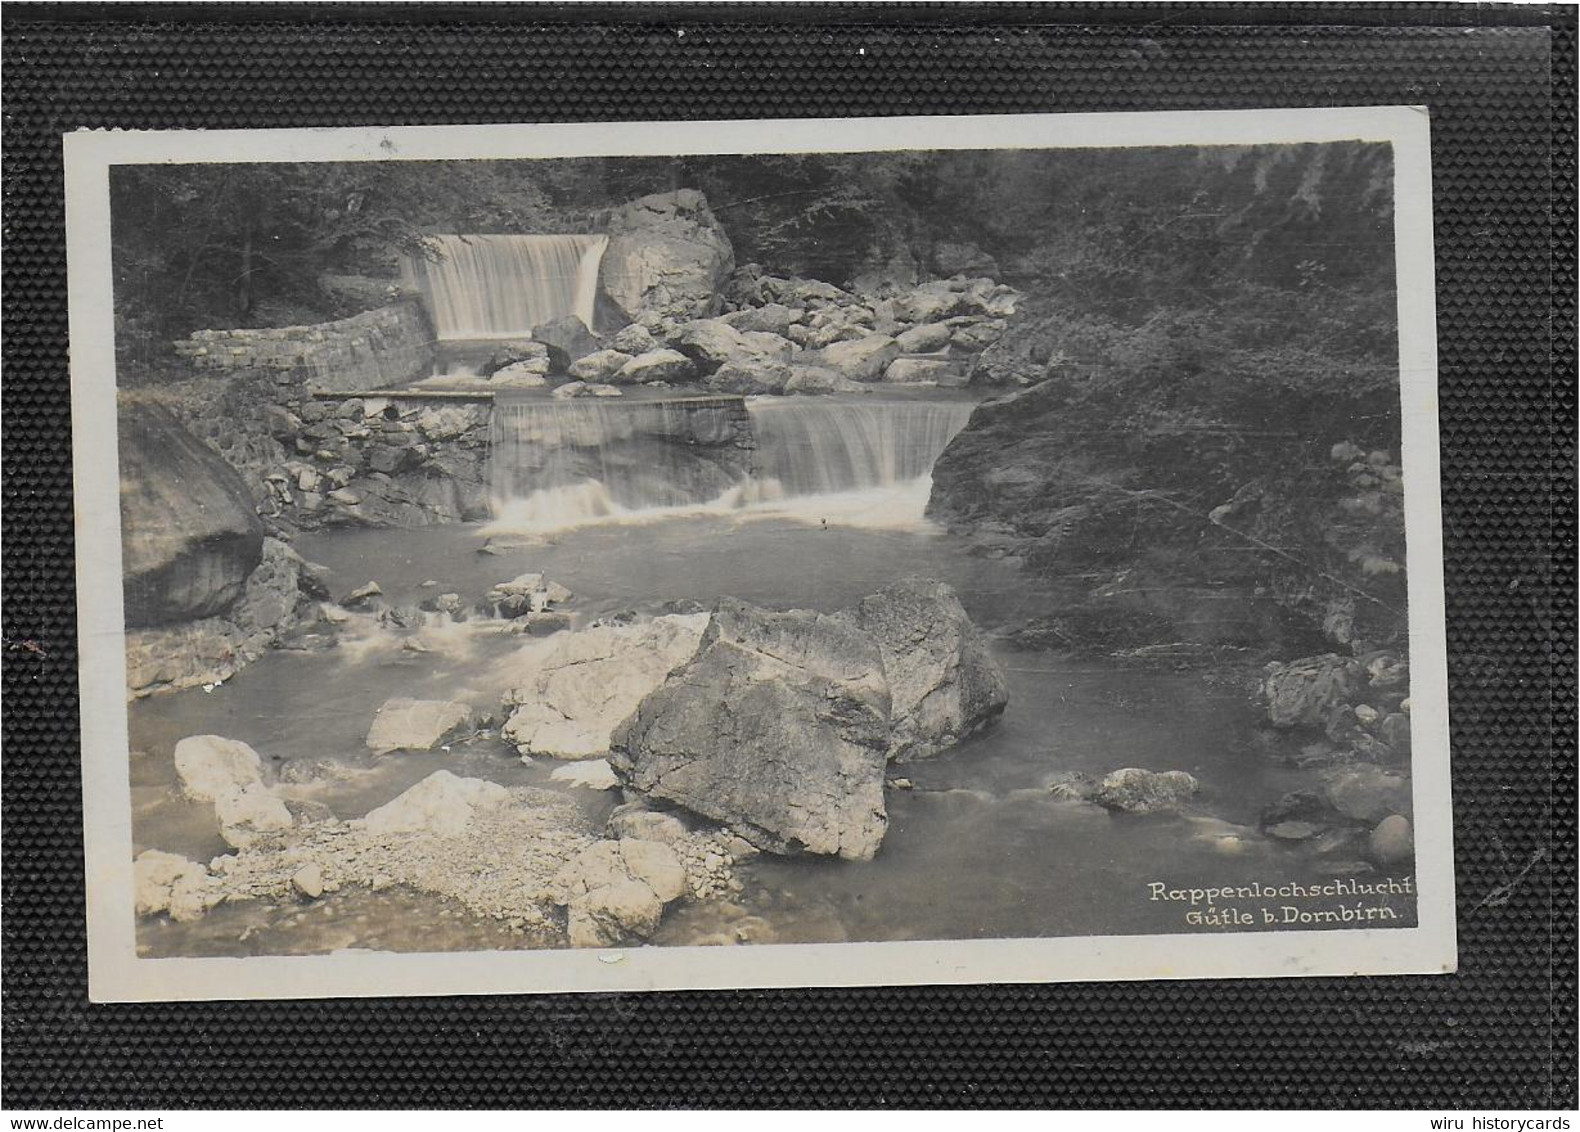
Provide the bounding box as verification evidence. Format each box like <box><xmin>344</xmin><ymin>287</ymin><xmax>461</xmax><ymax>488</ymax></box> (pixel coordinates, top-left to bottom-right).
<box><xmin>1321</xmin><ymin>764</ymin><xmax>1411</xmax><ymax>823</ymax></box>
<box><xmin>672</xmin><ymin>317</ymin><xmax>746</xmax><ymax>374</ymax></box>
<box><xmin>213</xmin><ymin>783</ymin><xmax>295</xmax><ymax>849</ymax></box>
<box><xmin>598</xmin><ymin>189</ymin><xmax>735</xmax><ymax>323</ymax></box>
<box><xmin>118</xmin><ymin>398</ymin><xmax>266</xmax><ymax>627</ymax></box>
<box><xmin>362</xmin><ymin>770</ymin><xmax>510</xmax><ymax>837</ymax></box>
<box><xmin>530</xmin><ymin>315</ymin><xmax>601</xmax><ymax>370</ymax></box>
<box><xmin>134</xmin><ymin>849</ymin><xmax>219</xmax><ymax>922</ymax></box>
<box><xmin>1369</xmin><ymin>814</ymin><xmax>1414</xmax><ymax>865</ymax></box>
<box><xmin>783</xmin><ymin>364</ymin><xmax>869</xmax><ymax>396</ymax></box>
<box><xmin>610</xmin><ymin>599</ymin><xmax>891</xmax><ymax>861</ymax></box>
<box><xmin>610</xmin><ymin>323</ymin><xmax>658</xmax><ymax>355</ymax></box>
<box><xmin>882</xmin><ymin>357</ymin><xmax>957</xmax><ymax>385</ymax></box>
<box><xmin>847</xmin><ymin>578</ymin><xmax>1008</xmax><ymax>761</ymax></box>
<box><xmin>818</xmin><ymin>334</ymin><xmax>901</xmax><ymax>382</ymax></box>
<box><xmin>172</xmin><ymin>734</ymin><xmax>293</xmax><ymax>847</ymax></box>
<box><xmin>1090</xmin><ymin>768</ymin><xmax>1200</xmax><ymax>814</ymax></box>
<box><xmin>1263</xmin><ymin>654</ymin><xmax>1363</xmax><ymax>728</ymax></box>
<box><xmin>174</xmin><ymin>734</ymin><xmax>269</xmax><ymax>803</ymax></box>
<box><xmin>501</xmin><ymin>613</ymin><xmax>711</xmax><ymax>760</ymax></box>
<box><xmin>614</xmin><ymin>348</ymin><xmax>696</xmax><ymax>385</ymax></box>
<box><xmin>568</xmin><ymin>348</ymin><xmax>635</xmax><ymax>383</ymax></box>
<box><xmin>365</xmin><ymin>698</ymin><xmax>473</xmax><ymax>753</ymax></box>
<box><xmin>551</xmin><ymin>838</ymin><xmax>690</xmax><ymax>947</ymax></box>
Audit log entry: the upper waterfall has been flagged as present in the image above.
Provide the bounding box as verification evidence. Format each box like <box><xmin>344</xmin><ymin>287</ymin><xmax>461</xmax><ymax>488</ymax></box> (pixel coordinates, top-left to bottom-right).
<box><xmin>402</xmin><ymin>234</ymin><xmax>608</xmax><ymax>341</ymax></box>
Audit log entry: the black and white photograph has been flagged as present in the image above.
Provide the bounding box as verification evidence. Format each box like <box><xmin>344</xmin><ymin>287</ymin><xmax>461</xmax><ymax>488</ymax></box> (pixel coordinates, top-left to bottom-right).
<box><xmin>66</xmin><ymin>109</ymin><xmax>1453</xmax><ymax>1000</ymax></box>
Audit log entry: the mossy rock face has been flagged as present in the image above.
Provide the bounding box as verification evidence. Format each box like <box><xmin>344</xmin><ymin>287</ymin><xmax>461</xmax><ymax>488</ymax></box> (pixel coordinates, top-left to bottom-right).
<box><xmin>118</xmin><ymin>398</ymin><xmax>265</xmax><ymax>628</ymax></box>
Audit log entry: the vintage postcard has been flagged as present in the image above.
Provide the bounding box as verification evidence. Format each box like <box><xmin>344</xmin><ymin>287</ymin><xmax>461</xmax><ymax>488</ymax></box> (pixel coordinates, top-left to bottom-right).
<box><xmin>66</xmin><ymin>108</ymin><xmax>1453</xmax><ymax>1001</ymax></box>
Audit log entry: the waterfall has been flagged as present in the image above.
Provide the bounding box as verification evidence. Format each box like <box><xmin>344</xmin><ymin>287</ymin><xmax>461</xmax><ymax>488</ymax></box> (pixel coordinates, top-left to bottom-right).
<box><xmin>488</xmin><ymin>396</ymin><xmax>751</xmax><ymax>531</ymax></box>
<box><xmin>402</xmin><ymin>234</ymin><xmax>608</xmax><ymax>341</ymax></box>
<box><xmin>484</xmin><ymin>395</ymin><xmax>975</xmax><ymax>535</ymax></box>
<box><xmin>744</xmin><ymin>398</ymin><xmax>976</xmax><ymax>499</ymax></box>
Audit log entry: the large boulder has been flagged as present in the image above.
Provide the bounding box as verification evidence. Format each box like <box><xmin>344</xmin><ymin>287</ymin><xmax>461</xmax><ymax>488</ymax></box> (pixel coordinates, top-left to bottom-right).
<box><xmin>890</xmin><ymin>281</ymin><xmax>963</xmax><ymax>325</ymax></box>
<box><xmin>551</xmin><ymin>838</ymin><xmax>689</xmax><ymax>947</ymax></box>
<box><xmin>502</xmin><ymin>614</ymin><xmax>711</xmax><ymax>760</ymax></box>
<box><xmin>119</xmin><ymin>399</ymin><xmax>266</xmax><ymax>628</ymax></box>
<box><xmin>1090</xmin><ymin>768</ymin><xmax>1200</xmax><ymax>815</ymax></box>
<box><xmin>882</xmin><ymin>358</ymin><xmax>957</xmax><ymax>385</ymax></box>
<box><xmin>568</xmin><ymin>348</ymin><xmax>635</xmax><ymax>383</ymax></box>
<box><xmin>722</xmin><ymin>303</ymin><xmax>800</xmax><ymax>336</ymax></box>
<box><xmin>847</xmin><ymin>579</ymin><xmax>1008</xmax><ymax>761</ymax></box>
<box><xmin>894</xmin><ymin>322</ymin><xmax>953</xmax><ymax>353</ymax></box>
<box><xmin>598</xmin><ymin>189</ymin><xmax>735</xmax><ymax>322</ymax></box>
<box><xmin>365</xmin><ymin>698</ymin><xmax>474</xmax><ymax>753</ymax></box>
<box><xmin>817</xmin><ymin>334</ymin><xmax>901</xmax><ymax>383</ymax></box>
<box><xmin>614</xmin><ymin>348</ymin><xmax>697</xmax><ymax>385</ymax></box>
<box><xmin>705</xmin><ymin>357</ymin><xmax>792</xmax><ymax>395</ymax></box>
<box><xmin>530</xmin><ymin>315</ymin><xmax>601</xmax><ymax>370</ymax></box>
<box><xmin>172</xmin><ymin>735</ymin><xmax>292</xmax><ymax>848</ymax></box>
<box><xmin>609</xmin><ymin>323</ymin><xmax>658</xmax><ymax>355</ymax></box>
<box><xmin>610</xmin><ymin>600</ymin><xmax>891</xmax><ymax>861</ymax></box>
<box><xmin>1321</xmin><ymin>764</ymin><xmax>1411</xmax><ymax>824</ymax></box>
<box><xmin>672</xmin><ymin>317</ymin><xmax>747</xmax><ymax>374</ymax></box>
<box><xmin>362</xmin><ymin>769</ymin><xmax>509</xmax><ymax>837</ymax></box>
<box><xmin>174</xmin><ymin>734</ymin><xmax>269</xmax><ymax>803</ymax></box>
<box><xmin>1264</xmin><ymin>654</ymin><xmax>1363</xmax><ymax>729</ymax></box>
<box><xmin>783</xmin><ymin>364</ymin><xmax>869</xmax><ymax>396</ymax></box>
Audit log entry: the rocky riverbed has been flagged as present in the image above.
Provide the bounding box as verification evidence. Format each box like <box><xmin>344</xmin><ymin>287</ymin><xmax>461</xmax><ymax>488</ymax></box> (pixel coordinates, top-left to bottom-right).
<box><xmin>128</xmin><ymin>509</ymin><xmax>1416</xmax><ymax>957</ymax></box>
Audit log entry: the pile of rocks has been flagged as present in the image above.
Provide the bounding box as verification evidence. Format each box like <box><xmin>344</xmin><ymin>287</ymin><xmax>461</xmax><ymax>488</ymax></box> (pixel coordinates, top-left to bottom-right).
<box><xmin>1257</xmin><ymin>649</ymin><xmax>1415</xmax><ymax>867</ymax></box>
<box><xmin>484</xmin><ymin>571</ymin><xmax>576</xmax><ymax>634</ymax></box>
<box><xmin>265</xmin><ymin>395</ymin><xmax>493</xmax><ymax>529</ymax></box>
<box><xmin>470</xmin><ymin>265</ymin><xmax>1026</xmax><ymax>399</ymax></box>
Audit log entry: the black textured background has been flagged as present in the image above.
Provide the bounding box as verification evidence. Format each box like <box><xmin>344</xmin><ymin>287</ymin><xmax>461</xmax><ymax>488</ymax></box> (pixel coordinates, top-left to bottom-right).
<box><xmin>2</xmin><ymin>4</ymin><xmax>1574</xmax><ymax>1110</ymax></box>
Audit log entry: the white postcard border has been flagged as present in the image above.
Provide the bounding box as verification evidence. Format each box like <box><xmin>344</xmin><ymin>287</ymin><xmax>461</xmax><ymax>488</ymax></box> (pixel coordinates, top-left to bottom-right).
<box><xmin>65</xmin><ymin>106</ymin><xmax>1454</xmax><ymax>1002</ymax></box>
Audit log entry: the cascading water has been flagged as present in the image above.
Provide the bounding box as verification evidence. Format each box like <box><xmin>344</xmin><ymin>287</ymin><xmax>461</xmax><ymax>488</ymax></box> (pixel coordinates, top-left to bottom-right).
<box><xmin>484</xmin><ymin>395</ymin><xmax>976</xmax><ymax>535</ymax></box>
<box><xmin>402</xmin><ymin>234</ymin><xmax>608</xmax><ymax>341</ymax></box>
<box><xmin>487</xmin><ymin>395</ymin><xmax>752</xmax><ymax>532</ymax></box>
<box><xmin>744</xmin><ymin>398</ymin><xmax>976</xmax><ymax>499</ymax></box>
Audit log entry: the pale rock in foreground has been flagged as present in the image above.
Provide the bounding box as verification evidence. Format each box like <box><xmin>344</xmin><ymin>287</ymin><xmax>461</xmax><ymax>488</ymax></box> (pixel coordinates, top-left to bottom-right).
<box><xmin>174</xmin><ymin>734</ymin><xmax>269</xmax><ymax>803</ymax></box>
<box><xmin>173</xmin><ymin>734</ymin><xmax>293</xmax><ymax>849</ymax></box>
<box><xmin>365</xmin><ymin>697</ymin><xmax>473</xmax><ymax>753</ymax></box>
<box><xmin>610</xmin><ymin>599</ymin><xmax>892</xmax><ymax>861</ymax></box>
<box><xmin>362</xmin><ymin>769</ymin><xmax>510</xmax><ymax>837</ymax></box>
<box><xmin>134</xmin><ymin>849</ymin><xmax>220</xmax><ymax>922</ymax></box>
<box><xmin>214</xmin><ymin>782</ymin><xmax>295</xmax><ymax>848</ymax></box>
<box><xmin>501</xmin><ymin>613</ymin><xmax>710</xmax><ymax>761</ymax></box>
<box><xmin>847</xmin><ymin>578</ymin><xmax>1008</xmax><ymax>761</ymax></box>
<box><xmin>551</xmin><ymin>838</ymin><xmax>690</xmax><ymax>947</ymax></box>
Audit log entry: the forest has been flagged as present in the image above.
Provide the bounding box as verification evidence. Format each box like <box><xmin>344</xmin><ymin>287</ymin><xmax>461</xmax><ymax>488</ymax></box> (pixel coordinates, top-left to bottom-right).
<box><xmin>112</xmin><ymin>141</ymin><xmax>1403</xmax><ymax>652</ymax></box>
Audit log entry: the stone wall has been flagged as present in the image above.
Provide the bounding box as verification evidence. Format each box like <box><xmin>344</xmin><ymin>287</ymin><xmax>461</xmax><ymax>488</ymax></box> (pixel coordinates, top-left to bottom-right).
<box><xmin>171</xmin><ymin>300</ymin><xmax>434</xmax><ymax>394</ymax></box>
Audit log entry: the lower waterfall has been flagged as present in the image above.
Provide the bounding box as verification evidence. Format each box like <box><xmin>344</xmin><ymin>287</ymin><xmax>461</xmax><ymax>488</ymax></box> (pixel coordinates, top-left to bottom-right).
<box><xmin>485</xmin><ymin>395</ymin><xmax>976</xmax><ymax>535</ymax></box>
